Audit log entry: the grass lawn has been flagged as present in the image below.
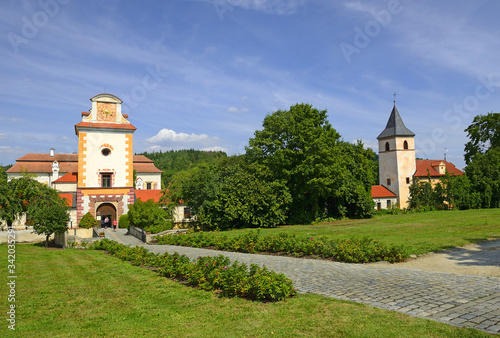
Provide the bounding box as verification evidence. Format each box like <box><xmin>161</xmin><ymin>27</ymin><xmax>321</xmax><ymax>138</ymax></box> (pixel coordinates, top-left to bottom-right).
<box><xmin>210</xmin><ymin>208</ymin><xmax>500</xmax><ymax>255</ymax></box>
<box><xmin>1</xmin><ymin>244</ymin><xmax>492</xmax><ymax>337</ymax></box>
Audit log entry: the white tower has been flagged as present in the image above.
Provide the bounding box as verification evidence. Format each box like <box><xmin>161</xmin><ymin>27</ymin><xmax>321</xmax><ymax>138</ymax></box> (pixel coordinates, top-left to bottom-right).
<box><xmin>377</xmin><ymin>104</ymin><xmax>416</xmax><ymax>208</ymax></box>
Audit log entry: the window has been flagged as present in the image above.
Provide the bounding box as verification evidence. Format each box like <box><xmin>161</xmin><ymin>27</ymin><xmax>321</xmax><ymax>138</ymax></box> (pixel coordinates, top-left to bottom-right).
<box><xmin>387</xmin><ymin>178</ymin><xmax>391</xmax><ymax>186</ymax></box>
<box><xmin>403</xmin><ymin>140</ymin><xmax>408</xmax><ymax>150</ymax></box>
<box><xmin>102</xmin><ymin>173</ymin><xmax>112</xmax><ymax>188</ymax></box>
<box><xmin>184</xmin><ymin>207</ymin><xmax>191</xmax><ymax>219</ymax></box>
<box><xmin>101</xmin><ymin>148</ymin><xmax>111</xmax><ymax>156</ymax></box>
<box><xmin>406</xmin><ymin>177</ymin><xmax>410</xmax><ymax>184</ymax></box>
<box><xmin>146</xmin><ymin>182</ymin><xmax>152</xmax><ymax>190</ymax></box>
<box><xmin>387</xmin><ymin>200</ymin><xmax>391</xmax><ymax>208</ymax></box>
<box><xmin>385</xmin><ymin>142</ymin><xmax>390</xmax><ymax>151</ymax></box>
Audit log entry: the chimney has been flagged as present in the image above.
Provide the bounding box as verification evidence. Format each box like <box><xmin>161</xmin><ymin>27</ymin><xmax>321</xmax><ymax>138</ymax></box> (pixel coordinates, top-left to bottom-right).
<box><xmin>50</xmin><ymin>148</ymin><xmax>55</xmax><ymax>157</ymax></box>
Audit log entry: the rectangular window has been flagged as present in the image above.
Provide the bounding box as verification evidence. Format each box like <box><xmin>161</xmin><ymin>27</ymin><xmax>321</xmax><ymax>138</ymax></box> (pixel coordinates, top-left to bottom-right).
<box><xmin>146</xmin><ymin>182</ymin><xmax>152</xmax><ymax>190</ymax></box>
<box><xmin>387</xmin><ymin>200</ymin><xmax>391</xmax><ymax>208</ymax></box>
<box><xmin>406</xmin><ymin>177</ymin><xmax>410</xmax><ymax>184</ymax></box>
<box><xmin>102</xmin><ymin>174</ymin><xmax>112</xmax><ymax>188</ymax></box>
<box><xmin>184</xmin><ymin>207</ymin><xmax>191</xmax><ymax>218</ymax></box>
<box><xmin>387</xmin><ymin>178</ymin><xmax>391</xmax><ymax>186</ymax></box>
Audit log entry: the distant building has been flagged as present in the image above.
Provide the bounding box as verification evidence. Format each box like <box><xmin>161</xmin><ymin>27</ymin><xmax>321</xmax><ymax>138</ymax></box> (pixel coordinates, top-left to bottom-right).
<box><xmin>373</xmin><ymin>104</ymin><xmax>464</xmax><ymax>209</ymax></box>
<box><xmin>7</xmin><ymin>94</ymin><xmax>163</xmax><ymax>227</ymax></box>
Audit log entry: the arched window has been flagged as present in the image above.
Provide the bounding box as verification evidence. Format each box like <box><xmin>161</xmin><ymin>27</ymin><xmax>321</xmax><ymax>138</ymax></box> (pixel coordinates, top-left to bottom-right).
<box><xmin>403</xmin><ymin>140</ymin><xmax>408</xmax><ymax>149</ymax></box>
<box><xmin>385</xmin><ymin>142</ymin><xmax>390</xmax><ymax>151</ymax></box>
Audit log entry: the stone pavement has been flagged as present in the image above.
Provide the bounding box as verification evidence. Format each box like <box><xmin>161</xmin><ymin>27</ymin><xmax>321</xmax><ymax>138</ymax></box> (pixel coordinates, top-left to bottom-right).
<box><xmin>103</xmin><ymin>229</ymin><xmax>500</xmax><ymax>334</ymax></box>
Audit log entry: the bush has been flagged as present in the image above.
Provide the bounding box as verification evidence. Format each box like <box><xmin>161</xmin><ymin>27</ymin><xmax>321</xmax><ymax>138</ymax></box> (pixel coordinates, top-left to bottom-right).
<box><xmin>118</xmin><ymin>214</ymin><xmax>129</xmax><ymax>229</ymax></box>
<box><xmin>156</xmin><ymin>230</ymin><xmax>408</xmax><ymax>263</ymax></box>
<box><xmin>90</xmin><ymin>239</ymin><xmax>297</xmax><ymax>301</ymax></box>
<box><xmin>79</xmin><ymin>212</ymin><xmax>98</xmax><ymax>229</ymax></box>
<box><xmin>128</xmin><ymin>200</ymin><xmax>174</xmax><ymax>232</ymax></box>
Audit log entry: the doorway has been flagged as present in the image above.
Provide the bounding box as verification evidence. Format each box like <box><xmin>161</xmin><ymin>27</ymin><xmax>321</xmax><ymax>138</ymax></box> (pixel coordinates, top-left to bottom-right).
<box><xmin>96</xmin><ymin>203</ymin><xmax>117</xmax><ymax>228</ymax></box>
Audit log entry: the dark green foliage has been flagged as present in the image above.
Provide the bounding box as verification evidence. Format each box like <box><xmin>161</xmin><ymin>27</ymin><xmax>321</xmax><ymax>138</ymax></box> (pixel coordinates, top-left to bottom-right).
<box><xmin>79</xmin><ymin>212</ymin><xmax>98</xmax><ymax>229</ymax></box>
<box><xmin>167</xmin><ymin>156</ymin><xmax>291</xmax><ymax>230</ymax></box>
<box><xmin>118</xmin><ymin>213</ymin><xmax>130</xmax><ymax>228</ymax></box>
<box><xmin>156</xmin><ymin>230</ymin><xmax>408</xmax><ymax>263</ymax></box>
<box><xmin>138</xmin><ymin>149</ymin><xmax>226</xmax><ymax>186</ymax></box>
<box><xmin>464</xmin><ymin>112</ymin><xmax>500</xmax><ymax>164</ymax></box>
<box><xmin>465</xmin><ymin>147</ymin><xmax>500</xmax><ymax>208</ymax></box>
<box><xmin>128</xmin><ymin>199</ymin><xmax>173</xmax><ymax>233</ymax></box>
<box><xmin>246</xmin><ymin>103</ymin><xmax>375</xmax><ymax>223</ymax></box>
<box><xmin>90</xmin><ymin>238</ymin><xmax>297</xmax><ymax>301</ymax></box>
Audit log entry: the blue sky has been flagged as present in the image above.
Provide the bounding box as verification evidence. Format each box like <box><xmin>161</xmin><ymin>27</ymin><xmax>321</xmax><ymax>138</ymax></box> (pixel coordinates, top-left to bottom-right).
<box><xmin>1</xmin><ymin>0</ymin><xmax>500</xmax><ymax>170</ymax></box>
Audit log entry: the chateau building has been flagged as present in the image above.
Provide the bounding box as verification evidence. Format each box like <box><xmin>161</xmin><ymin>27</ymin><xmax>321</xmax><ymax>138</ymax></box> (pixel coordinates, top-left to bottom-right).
<box><xmin>7</xmin><ymin>94</ymin><xmax>162</xmax><ymax>226</ymax></box>
<box><xmin>373</xmin><ymin>104</ymin><xmax>464</xmax><ymax>209</ymax></box>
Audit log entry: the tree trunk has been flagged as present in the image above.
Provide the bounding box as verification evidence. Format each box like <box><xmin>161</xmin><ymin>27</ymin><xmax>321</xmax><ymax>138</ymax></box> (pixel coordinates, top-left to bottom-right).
<box><xmin>45</xmin><ymin>235</ymin><xmax>49</xmax><ymax>248</ymax></box>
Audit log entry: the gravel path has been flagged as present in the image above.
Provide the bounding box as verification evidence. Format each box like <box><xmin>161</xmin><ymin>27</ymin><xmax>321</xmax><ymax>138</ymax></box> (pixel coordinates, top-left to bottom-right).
<box><xmin>103</xmin><ymin>229</ymin><xmax>500</xmax><ymax>334</ymax></box>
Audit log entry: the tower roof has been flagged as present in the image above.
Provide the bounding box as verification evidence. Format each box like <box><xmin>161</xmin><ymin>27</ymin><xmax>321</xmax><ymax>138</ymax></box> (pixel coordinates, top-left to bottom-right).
<box><xmin>377</xmin><ymin>104</ymin><xmax>415</xmax><ymax>139</ymax></box>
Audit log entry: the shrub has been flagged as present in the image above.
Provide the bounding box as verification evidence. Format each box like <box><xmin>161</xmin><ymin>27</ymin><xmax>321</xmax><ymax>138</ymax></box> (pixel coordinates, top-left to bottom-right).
<box><xmin>89</xmin><ymin>239</ymin><xmax>297</xmax><ymax>301</ymax></box>
<box><xmin>79</xmin><ymin>212</ymin><xmax>98</xmax><ymax>229</ymax></box>
<box><xmin>118</xmin><ymin>214</ymin><xmax>129</xmax><ymax>229</ymax></box>
<box><xmin>156</xmin><ymin>230</ymin><xmax>408</xmax><ymax>263</ymax></box>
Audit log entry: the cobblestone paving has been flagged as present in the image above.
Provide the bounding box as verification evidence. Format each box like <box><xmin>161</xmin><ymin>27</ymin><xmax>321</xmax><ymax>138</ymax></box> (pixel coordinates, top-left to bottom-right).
<box><xmin>105</xmin><ymin>229</ymin><xmax>500</xmax><ymax>334</ymax></box>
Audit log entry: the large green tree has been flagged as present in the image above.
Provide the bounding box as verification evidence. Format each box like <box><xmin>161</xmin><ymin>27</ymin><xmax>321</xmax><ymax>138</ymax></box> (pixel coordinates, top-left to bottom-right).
<box><xmin>465</xmin><ymin>147</ymin><xmax>500</xmax><ymax>208</ymax></box>
<box><xmin>464</xmin><ymin>112</ymin><xmax>500</xmax><ymax>164</ymax></box>
<box><xmin>246</xmin><ymin>103</ymin><xmax>375</xmax><ymax>223</ymax></box>
<box><xmin>166</xmin><ymin>156</ymin><xmax>291</xmax><ymax>230</ymax></box>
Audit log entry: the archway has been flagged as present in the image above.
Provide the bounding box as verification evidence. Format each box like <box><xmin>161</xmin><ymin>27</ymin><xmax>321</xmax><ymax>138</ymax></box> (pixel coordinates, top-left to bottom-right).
<box><xmin>96</xmin><ymin>203</ymin><xmax>117</xmax><ymax>228</ymax></box>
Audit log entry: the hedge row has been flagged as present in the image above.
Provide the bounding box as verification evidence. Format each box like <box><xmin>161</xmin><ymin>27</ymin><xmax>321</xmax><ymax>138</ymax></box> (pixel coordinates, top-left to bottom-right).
<box><xmin>90</xmin><ymin>239</ymin><xmax>297</xmax><ymax>301</ymax></box>
<box><xmin>156</xmin><ymin>230</ymin><xmax>408</xmax><ymax>263</ymax></box>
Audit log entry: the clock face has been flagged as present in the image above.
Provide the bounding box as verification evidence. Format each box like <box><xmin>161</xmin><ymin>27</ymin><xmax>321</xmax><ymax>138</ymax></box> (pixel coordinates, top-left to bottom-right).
<box><xmin>97</xmin><ymin>103</ymin><xmax>116</xmax><ymax>121</ymax></box>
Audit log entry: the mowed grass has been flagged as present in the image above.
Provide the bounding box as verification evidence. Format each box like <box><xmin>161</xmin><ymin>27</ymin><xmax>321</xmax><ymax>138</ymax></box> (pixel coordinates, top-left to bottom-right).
<box><xmin>214</xmin><ymin>208</ymin><xmax>500</xmax><ymax>255</ymax></box>
<box><xmin>1</xmin><ymin>244</ymin><xmax>492</xmax><ymax>337</ymax></box>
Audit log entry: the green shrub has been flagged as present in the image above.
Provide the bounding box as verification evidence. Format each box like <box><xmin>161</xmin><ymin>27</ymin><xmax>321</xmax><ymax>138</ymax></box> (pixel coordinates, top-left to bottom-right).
<box><xmin>118</xmin><ymin>214</ymin><xmax>129</xmax><ymax>228</ymax></box>
<box><xmin>156</xmin><ymin>230</ymin><xmax>408</xmax><ymax>263</ymax></box>
<box><xmin>79</xmin><ymin>212</ymin><xmax>98</xmax><ymax>229</ymax></box>
<box><xmin>90</xmin><ymin>239</ymin><xmax>297</xmax><ymax>301</ymax></box>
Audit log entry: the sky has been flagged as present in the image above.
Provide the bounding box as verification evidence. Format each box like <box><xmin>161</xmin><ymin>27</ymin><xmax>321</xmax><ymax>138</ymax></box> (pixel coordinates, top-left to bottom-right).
<box><xmin>1</xmin><ymin>0</ymin><xmax>500</xmax><ymax>170</ymax></box>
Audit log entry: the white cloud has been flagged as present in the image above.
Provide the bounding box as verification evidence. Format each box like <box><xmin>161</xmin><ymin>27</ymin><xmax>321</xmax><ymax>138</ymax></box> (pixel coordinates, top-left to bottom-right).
<box><xmin>228</xmin><ymin>106</ymin><xmax>239</xmax><ymax>112</ymax></box>
<box><xmin>201</xmin><ymin>146</ymin><xmax>229</xmax><ymax>153</ymax></box>
<box><xmin>147</xmin><ymin>129</ymin><xmax>213</xmax><ymax>144</ymax></box>
<box><xmin>197</xmin><ymin>0</ymin><xmax>306</xmax><ymax>15</ymax></box>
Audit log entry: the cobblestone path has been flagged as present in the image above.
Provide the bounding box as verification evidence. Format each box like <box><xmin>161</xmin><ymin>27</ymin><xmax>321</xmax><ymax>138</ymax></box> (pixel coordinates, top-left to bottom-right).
<box><xmin>104</xmin><ymin>229</ymin><xmax>500</xmax><ymax>334</ymax></box>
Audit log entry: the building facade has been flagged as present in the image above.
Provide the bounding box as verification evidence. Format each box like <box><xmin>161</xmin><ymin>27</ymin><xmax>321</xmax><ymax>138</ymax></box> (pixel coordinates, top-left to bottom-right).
<box><xmin>373</xmin><ymin>104</ymin><xmax>464</xmax><ymax>209</ymax></box>
<box><xmin>7</xmin><ymin>94</ymin><xmax>162</xmax><ymax>227</ymax></box>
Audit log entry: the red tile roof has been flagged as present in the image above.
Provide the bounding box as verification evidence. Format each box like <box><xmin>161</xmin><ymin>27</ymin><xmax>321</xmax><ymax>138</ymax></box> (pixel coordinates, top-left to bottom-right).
<box><xmin>135</xmin><ymin>189</ymin><xmax>163</xmax><ymax>203</ymax></box>
<box><xmin>371</xmin><ymin>185</ymin><xmax>397</xmax><ymax>198</ymax></box>
<box><xmin>59</xmin><ymin>193</ymin><xmax>75</xmax><ymax>207</ymax></box>
<box><xmin>53</xmin><ymin>172</ymin><xmax>78</xmax><ymax>183</ymax></box>
<box><xmin>414</xmin><ymin>160</ymin><xmax>464</xmax><ymax>177</ymax></box>
<box><xmin>7</xmin><ymin>153</ymin><xmax>161</xmax><ymax>174</ymax></box>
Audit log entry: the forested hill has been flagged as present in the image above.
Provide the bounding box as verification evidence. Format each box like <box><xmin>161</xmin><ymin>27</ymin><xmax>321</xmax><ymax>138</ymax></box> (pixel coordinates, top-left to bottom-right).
<box><xmin>138</xmin><ymin>149</ymin><xmax>227</xmax><ymax>185</ymax></box>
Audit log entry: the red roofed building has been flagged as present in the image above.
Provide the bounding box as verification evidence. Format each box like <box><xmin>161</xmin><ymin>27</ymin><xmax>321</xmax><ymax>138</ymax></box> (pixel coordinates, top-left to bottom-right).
<box><xmin>6</xmin><ymin>94</ymin><xmax>163</xmax><ymax>227</ymax></box>
<box><xmin>372</xmin><ymin>103</ymin><xmax>463</xmax><ymax>209</ymax></box>
<box><xmin>371</xmin><ymin>185</ymin><xmax>397</xmax><ymax>210</ymax></box>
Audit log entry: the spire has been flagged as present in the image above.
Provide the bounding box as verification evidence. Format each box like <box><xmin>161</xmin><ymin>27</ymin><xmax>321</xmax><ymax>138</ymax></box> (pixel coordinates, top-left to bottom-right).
<box><xmin>377</xmin><ymin>104</ymin><xmax>415</xmax><ymax>139</ymax></box>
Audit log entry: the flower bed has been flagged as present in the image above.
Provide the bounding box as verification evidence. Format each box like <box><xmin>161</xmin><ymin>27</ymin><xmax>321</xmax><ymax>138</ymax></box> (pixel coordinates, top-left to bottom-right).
<box><xmin>156</xmin><ymin>230</ymin><xmax>408</xmax><ymax>263</ymax></box>
<box><xmin>90</xmin><ymin>239</ymin><xmax>297</xmax><ymax>301</ymax></box>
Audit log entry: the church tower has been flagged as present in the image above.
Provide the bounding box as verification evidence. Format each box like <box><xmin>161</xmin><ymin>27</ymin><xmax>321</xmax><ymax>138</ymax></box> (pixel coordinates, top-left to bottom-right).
<box><xmin>377</xmin><ymin>104</ymin><xmax>416</xmax><ymax>208</ymax></box>
<box><xmin>74</xmin><ymin>94</ymin><xmax>137</xmax><ymax>224</ymax></box>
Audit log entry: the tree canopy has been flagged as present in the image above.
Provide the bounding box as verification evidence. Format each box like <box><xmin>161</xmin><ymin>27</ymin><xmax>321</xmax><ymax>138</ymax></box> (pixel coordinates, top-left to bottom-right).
<box><xmin>246</xmin><ymin>103</ymin><xmax>375</xmax><ymax>223</ymax></box>
<box><xmin>464</xmin><ymin>112</ymin><xmax>500</xmax><ymax>164</ymax></box>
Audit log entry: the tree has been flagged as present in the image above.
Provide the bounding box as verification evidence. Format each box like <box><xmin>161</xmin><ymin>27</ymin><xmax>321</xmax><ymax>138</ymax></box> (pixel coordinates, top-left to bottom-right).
<box><xmin>128</xmin><ymin>199</ymin><xmax>173</xmax><ymax>233</ymax></box>
<box><xmin>464</xmin><ymin>112</ymin><xmax>500</xmax><ymax>164</ymax></box>
<box><xmin>465</xmin><ymin>147</ymin><xmax>500</xmax><ymax>208</ymax></box>
<box><xmin>166</xmin><ymin>156</ymin><xmax>291</xmax><ymax>230</ymax></box>
<box><xmin>246</xmin><ymin>103</ymin><xmax>375</xmax><ymax>223</ymax></box>
<box><xmin>0</xmin><ymin>175</ymin><xmax>45</xmax><ymax>228</ymax></box>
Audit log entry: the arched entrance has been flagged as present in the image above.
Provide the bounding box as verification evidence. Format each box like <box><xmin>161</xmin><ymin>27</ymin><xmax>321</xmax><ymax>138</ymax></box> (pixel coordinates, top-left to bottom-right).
<box><xmin>96</xmin><ymin>203</ymin><xmax>116</xmax><ymax>228</ymax></box>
